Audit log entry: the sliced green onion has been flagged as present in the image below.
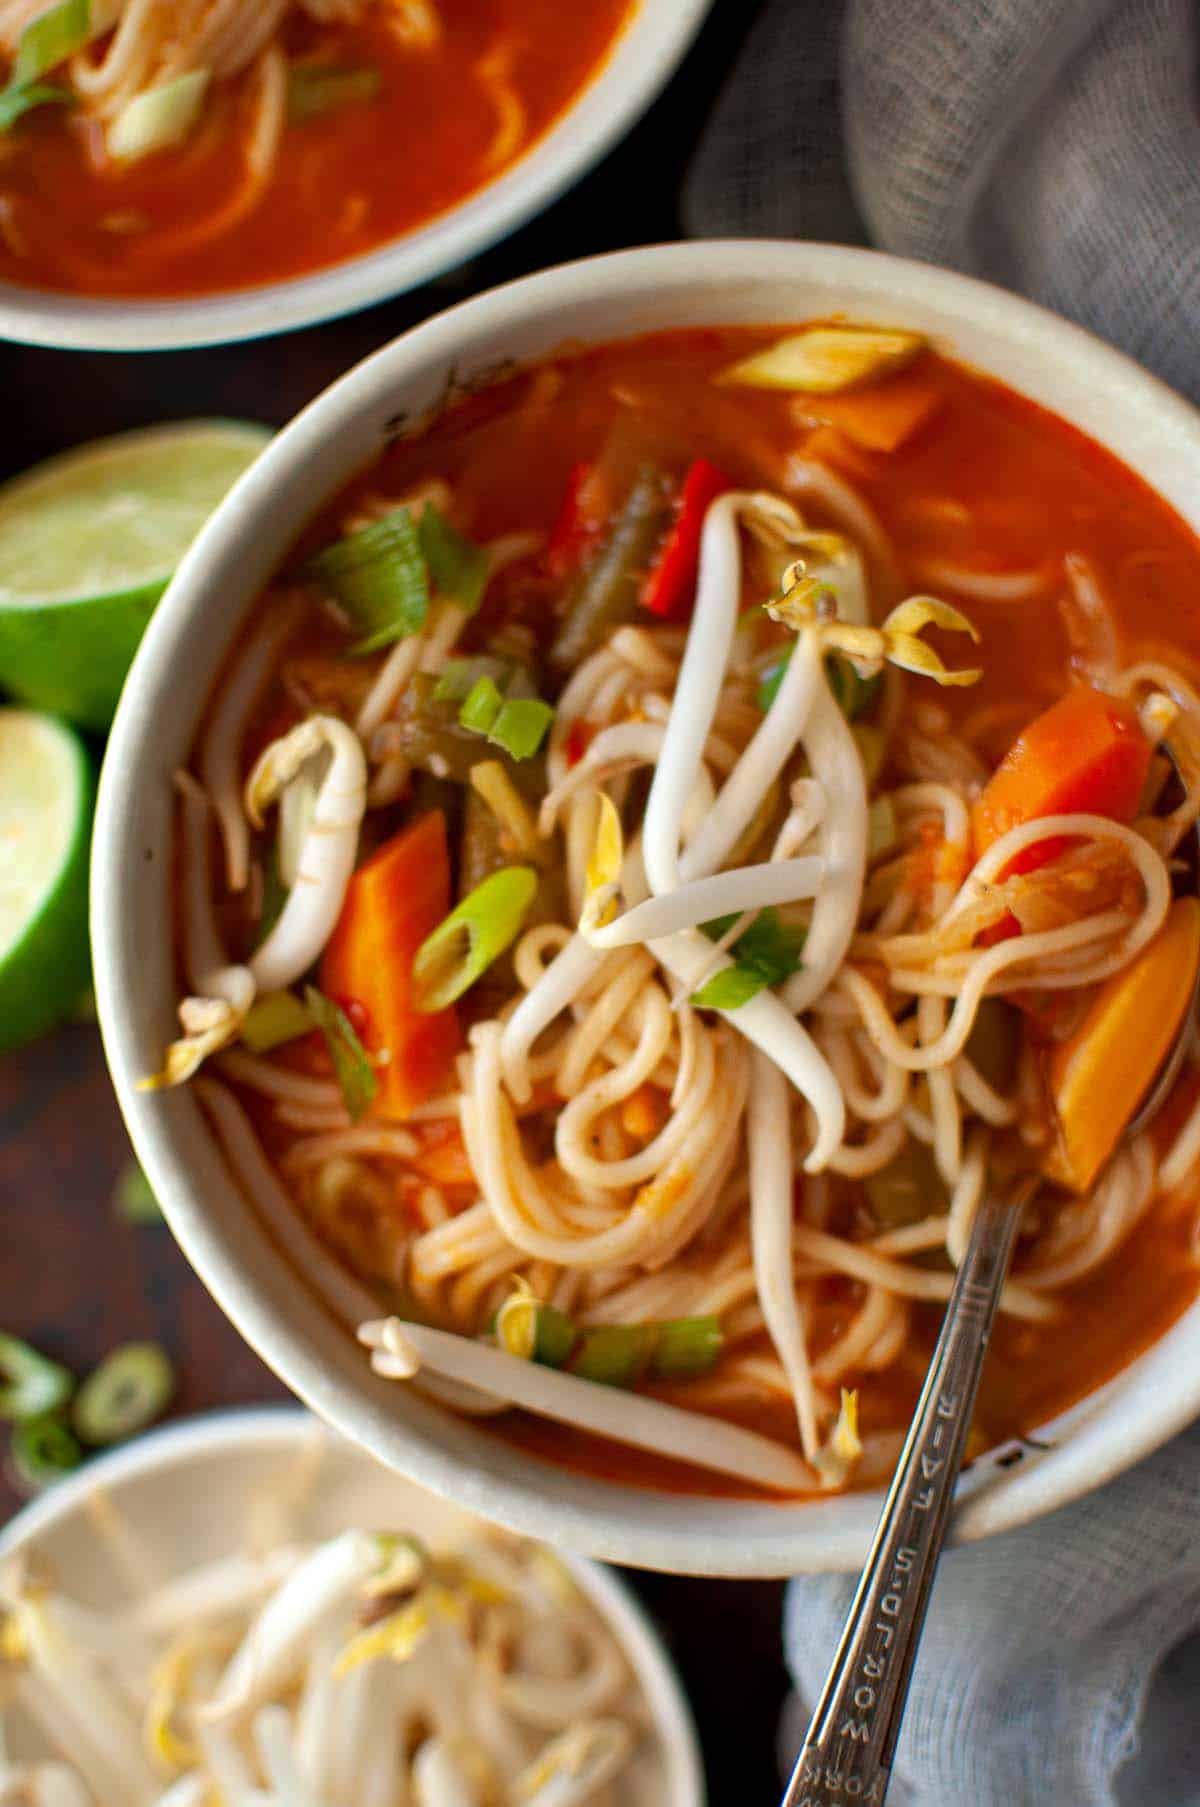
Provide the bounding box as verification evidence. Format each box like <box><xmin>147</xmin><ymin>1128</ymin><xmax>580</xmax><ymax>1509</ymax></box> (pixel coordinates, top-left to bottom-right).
<box><xmin>693</xmin><ymin>908</ymin><xmax>806</xmax><ymax>1010</ymax></box>
<box><xmin>569</xmin><ymin>1325</ymin><xmax>657</xmax><ymax>1387</ymax></box>
<box><xmin>287</xmin><ymin>62</ymin><xmax>381</xmax><ymax>123</ymax></box>
<box><xmin>12</xmin><ymin>0</ymin><xmax>89</xmax><ymax>85</ymax></box>
<box><xmin>495</xmin><ymin>1290</ymin><xmax>576</xmax><ymax>1366</ymax></box>
<box><xmin>459</xmin><ymin>674</ymin><xmax>504</xmax><ymax>736</ymax></box>
<box><xmin>107</xmin><ymin>68</ymin><xmax>210</xmax><ymax>162</ymax></box>
<box><xmin>494</xmin><ymin>1295</ymin><xmax>723</xmax><ymax>1387</ymax></box>
<box><xmin>112</xmin><ymin>1161</ymin><xmax>162</xmax><ymax>1225</ymax></box>
<box><xmin>72</xmin><ymin>1343</ymin><xmax>174</xmax><ymax>1446</ymax></box>
<box><xmin>457</xmin><ymin>676</ymin><xmax>554</xmax><ymax>761</ymax></box>
<box><xmin>419</xmin><ymin>503</ymin><xmax>490</xmax><ymax>612</ymax></box>
<box><xmin>868</xmin><ymin>794</ymin><xmax>897</xmax><ymax>859</ymax></box>
<box><xmin>0</xmin><ymin>1333</ymin><xmax>74</xmax><ymax>1422</ymax></box>
<box><xmin>0</xmin><ymin>80</ymin><xmax>69</xmax><ymax>130</ymax></box>
<box><xmin>651</xmin><ymin>1315</ymin><xmax>724</xmax><ymax>1379</ymax></box>
<box><xmin>11</xmin><ymin>1414</ymin><xmax>82</xmax><ymax>1492</ymax></box>
<box><xmin>309</xmin><ymin>508</ymin><xmax>429</xmax><ymax>654</ymax></box>
<box><xmin>242</xmin><ymin>990</ymin><xmax>314</xmax><ymax>1054</ymax></box>
<box><xmin>303</xmin><ymin>985</ymin><xmax>378</xmax><ymax>1121</ymax></box>
<box><xmin>490</xmin><ymin>698</ymin><xmax>554</xmax><ymax>761</ymax></box>
<box><xmin>413</xmin><ymin>866</ymin><xmax>538</xmax><ymax>1013</ymax></box>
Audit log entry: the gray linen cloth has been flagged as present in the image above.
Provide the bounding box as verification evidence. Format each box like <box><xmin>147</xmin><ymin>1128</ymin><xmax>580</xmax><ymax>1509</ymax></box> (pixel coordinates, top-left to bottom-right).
<box><xmin>683</xmin><ymin>0</ymin><xmax>1200</xmax><ymax>402</ymax></box>
<box><xmin>685</xmin><ymin>3</ymin><xmax>1200</xmax><ymax>1799</ymax></box>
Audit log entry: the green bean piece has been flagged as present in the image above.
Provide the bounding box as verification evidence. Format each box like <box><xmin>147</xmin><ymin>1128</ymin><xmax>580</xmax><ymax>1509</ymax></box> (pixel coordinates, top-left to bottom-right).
<box><xmin>964</xmin><ymin>998</ymin><xmax>1023</xmax><ymax>1093</ymax></box>
<box><xmin>0</xmin><ymin>1333</ymin><xmax>74</xmax><ymax>1422</ymax></box>
<box><xmin>72</xmin><ymin>1343</ymin><xmax>174</xmax><ymax>1447</ymax></box>
<box><xmin>549</xmin><ymin>466</ymin><xmax>675</xmax><ymax>672</ymax></box>
<box><xmin>10</xmin><ymin>1415</ymin><xmax>82</xmax><ymax>1492</ymax></box>
<box><xmin>864</xmin><ymin>1137</ymin><xmax>949</xmax><ymax>1230</ymax></box>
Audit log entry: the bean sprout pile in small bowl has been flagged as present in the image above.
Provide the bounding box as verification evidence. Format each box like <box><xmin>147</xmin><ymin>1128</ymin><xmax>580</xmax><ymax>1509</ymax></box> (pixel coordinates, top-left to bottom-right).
<box><xmin>0</xmin><ymin>1409</ymin><xmax>703</xmax><ymax>1806</ymax></box>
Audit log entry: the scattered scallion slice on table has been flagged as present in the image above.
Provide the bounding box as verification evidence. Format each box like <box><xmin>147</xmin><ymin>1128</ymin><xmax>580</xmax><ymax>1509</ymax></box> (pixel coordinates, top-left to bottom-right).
<box><xmin>112</xmin><ymin>1160</ymin><xmax>162</xmax><ymax>1224</ymax></box>
<box><xmin>0</xmin><ymin>1333</ymin><xmax>74</xmax><ymax>1422</ymax></box>
<box><xmin>71</xmin><ymin>1342</ymin><xmax>174</xmax><ymax>1446</ymax></box>
<box><xmin>412</xmin><ymin>866</ymin><xmax>539</xmax><ymax>1012</ymax></box>
<box><xmin>10</xmin><ymin>1413</ymin><xmax>83</xmax><ymax>1492</ymax></box>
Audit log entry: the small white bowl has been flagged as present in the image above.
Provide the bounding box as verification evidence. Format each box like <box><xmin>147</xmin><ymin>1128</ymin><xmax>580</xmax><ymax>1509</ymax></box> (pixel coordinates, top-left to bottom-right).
<box><xmin>0</xmin><ymin>0</ymin><xmax>711</xmax><ymax>352</ymax></box>
<box><xmin>0</xmin><ymin>1407</ymin><xmax>705</xmax><ymax>1806</ymax></box>
<box><xmin>93</xmin><ymin>241</ymin><xmax>1200</xmax><ymax>1575</ymax></box>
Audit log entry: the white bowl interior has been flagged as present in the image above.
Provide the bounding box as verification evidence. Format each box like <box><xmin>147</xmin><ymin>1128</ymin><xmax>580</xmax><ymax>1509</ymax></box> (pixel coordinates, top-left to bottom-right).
<box><xmin>93</xmin><ymin>241</ymin><xmax>1200</xmax><ymax>1575</ymax></box>
<box><xmin>0</xmin><ymin>1408</ymin><xmax>705</xmax><ymax>1806</ymax></box>
<box><xmin>0</xmin><ymin>0</ymin><xmax>712</xmax><ymax>351</ymax></box>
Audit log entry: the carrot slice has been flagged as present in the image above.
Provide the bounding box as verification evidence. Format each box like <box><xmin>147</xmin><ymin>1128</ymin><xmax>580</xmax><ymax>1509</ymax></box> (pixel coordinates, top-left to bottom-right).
<box><xmin>1043</xmin><ymin>898</ymin><xmax>1200</xmax><ymax>1192</ymax></box>
<box><xmin>805</xmin><ymin>367</ymin><xmax>944</xmax><ymax>453</ymax></box>
<box><xmin>972</xmin><ymin>687</ymin><xmax>1151</xmax><ymax>882</ymax></box>
<box><xmin>320</xmin><ymin>811</ymin><xmax>460</xmax><ymax>1120</ymax></box>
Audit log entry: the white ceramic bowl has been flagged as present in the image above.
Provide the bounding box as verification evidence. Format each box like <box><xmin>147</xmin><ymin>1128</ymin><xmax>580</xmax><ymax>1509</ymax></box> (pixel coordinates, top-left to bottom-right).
<box><xmin>93</xmin><ymin>241</ymin><xmax>1200</xmax><ymax>1575</ymax></box>
<box><xmin>0</xmin><ymin>1407</ymin><xmax>705</xmax><ymax>1805</ymax></box>
<box><xmin>0</xmin><ymin>0</ymin><xmax>711</xmax><ymax>352</ymax></box>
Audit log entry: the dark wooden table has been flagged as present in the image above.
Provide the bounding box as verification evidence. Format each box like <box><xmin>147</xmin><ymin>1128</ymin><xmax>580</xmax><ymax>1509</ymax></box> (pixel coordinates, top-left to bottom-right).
<box><xmin>0</xmin><ymin>6</ymin><xmax>848</xmax><ymax>1795</ymax></box>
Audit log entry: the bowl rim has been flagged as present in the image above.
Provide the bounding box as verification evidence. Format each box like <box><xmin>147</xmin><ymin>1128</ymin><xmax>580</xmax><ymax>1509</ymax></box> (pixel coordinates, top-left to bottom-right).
<box><xmin>0</xmin><ymin>0</ymin><xmax>712</xmax><ymax>353</ymax></box>
<box><xmin>0</xmin><ymin>1404</ymin><xmax>707</xmax><ymax>1807</ymax></box>
<box><xmin>92</xmin><ymin>239</ymin><xmax>1200</xmax><ymax>1575</ymax></box>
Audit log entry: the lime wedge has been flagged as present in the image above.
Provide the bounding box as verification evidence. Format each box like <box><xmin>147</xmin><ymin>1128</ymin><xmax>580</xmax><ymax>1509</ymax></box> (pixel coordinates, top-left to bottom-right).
<box><xmin>0</xmin><ymin>708</ymin><xmax>95</xmax><ymax>1052</ymax></box>
<box><xmin>0</xmin><ymin>419</ymin><xmax>270</xmax><ymax>730</ymax></box>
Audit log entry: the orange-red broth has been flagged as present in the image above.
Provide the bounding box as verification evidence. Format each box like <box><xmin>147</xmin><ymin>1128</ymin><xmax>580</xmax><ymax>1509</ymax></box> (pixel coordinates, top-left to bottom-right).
<box><xmin>205</xmin><ymin>329</ymin><xmax>1200</xmax><ymax>1498</ymax></box>
<box><xmin>0</xmin><ymin>0</ymin><xmax>631</xmax><ymax>299</ymax></box>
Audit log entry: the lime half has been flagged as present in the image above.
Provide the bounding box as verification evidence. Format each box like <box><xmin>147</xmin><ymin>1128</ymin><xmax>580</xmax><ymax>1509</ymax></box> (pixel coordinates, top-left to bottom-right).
<box><xmin>0</xmin><ymin>708</ymin><xmax>95</xmax><ymax>1052</ymax></box>
<box><xmin>0</xmin><ymin>419</ymin><xmax>270</xmax><ymax>730</ymax></box>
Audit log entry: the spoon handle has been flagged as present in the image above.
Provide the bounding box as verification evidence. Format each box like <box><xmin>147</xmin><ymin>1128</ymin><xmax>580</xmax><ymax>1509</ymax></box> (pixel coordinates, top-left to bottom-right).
<box><xmin>782</xmin><ymin>1181</ymin><xmax>1030</xmax><ymax>1807</ymax></box>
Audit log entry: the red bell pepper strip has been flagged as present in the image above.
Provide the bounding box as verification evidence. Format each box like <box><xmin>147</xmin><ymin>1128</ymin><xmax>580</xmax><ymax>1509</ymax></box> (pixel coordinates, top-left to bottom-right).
<box><xmin>639</xmin><ymin>459</ymin><xmax>731</xmax><ymax>620</ymax></box>
<box><xmin>320</xmin><ymin>811</ymin><xmax>460</xmax><ymax>1120</ymax></box>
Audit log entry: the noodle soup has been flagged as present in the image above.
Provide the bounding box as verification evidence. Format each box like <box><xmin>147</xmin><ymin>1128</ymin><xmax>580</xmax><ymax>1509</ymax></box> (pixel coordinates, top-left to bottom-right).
<box><xmin>155</xmin><ymin>324</ymin><xmax>1200</xmax><ymax>1500</ymax></box>
<box><xmin>0</xmin><ymin>0</ymin><xmax>631</xmax><ymax>299</ymax></box>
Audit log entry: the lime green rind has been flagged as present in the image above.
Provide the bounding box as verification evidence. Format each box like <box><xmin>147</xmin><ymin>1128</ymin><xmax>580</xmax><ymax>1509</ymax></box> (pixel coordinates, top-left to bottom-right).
<box><xmin>0</xmin><ymin>419</ymin><xmax>271</xmax><ymax>730</ymax></box>
<box><xmin>0</xmin><ymin>718</ymin><xmax>95</xmax><ymax>1054</ymax></box>
<box><xmin>0</xmin><ymin>577</ymin><xmax>164</xmax><ymax>729</ymax></box>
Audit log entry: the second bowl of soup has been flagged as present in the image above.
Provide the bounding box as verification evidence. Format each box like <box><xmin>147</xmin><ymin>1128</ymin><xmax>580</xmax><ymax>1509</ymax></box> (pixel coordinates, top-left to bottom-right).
<box><xmin>93</xmin><ymin>242</ymin><xmax>1200</xmax><ymax>1574</ymax></box>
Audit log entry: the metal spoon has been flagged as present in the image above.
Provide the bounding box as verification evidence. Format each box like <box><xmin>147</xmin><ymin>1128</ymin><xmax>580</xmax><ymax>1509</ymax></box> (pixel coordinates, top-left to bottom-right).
<box><xmin>782</xmin><ymin>760</ymin><xmax>1200</xmax><ymax>1807</ymax></box>
<box><xmin>780</xmin><ymin>1173</ymin><xmax>1036</xmax><ymax>1807</ymax></box>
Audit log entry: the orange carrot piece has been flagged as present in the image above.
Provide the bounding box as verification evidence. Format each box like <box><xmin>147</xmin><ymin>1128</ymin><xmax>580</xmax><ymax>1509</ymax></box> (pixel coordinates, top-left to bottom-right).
<box><xmin>805</xmin><ymin>367</ymin><xmax>944</xmax><ymax>453</ymax></box>
<box><xmin>1043</xmin><ymin>898</ymin><xmax>1200</xmax><ymax>1192</ymax></box>
<box><xmin>320</xmin><ymin>811</ymin><xmax>460</xmax><ymax>1120</ymax></box>
<box><xmin>971</xmin><ymin>687</ymin><xmax>1151</xmax><ymax>882</ymax></box>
